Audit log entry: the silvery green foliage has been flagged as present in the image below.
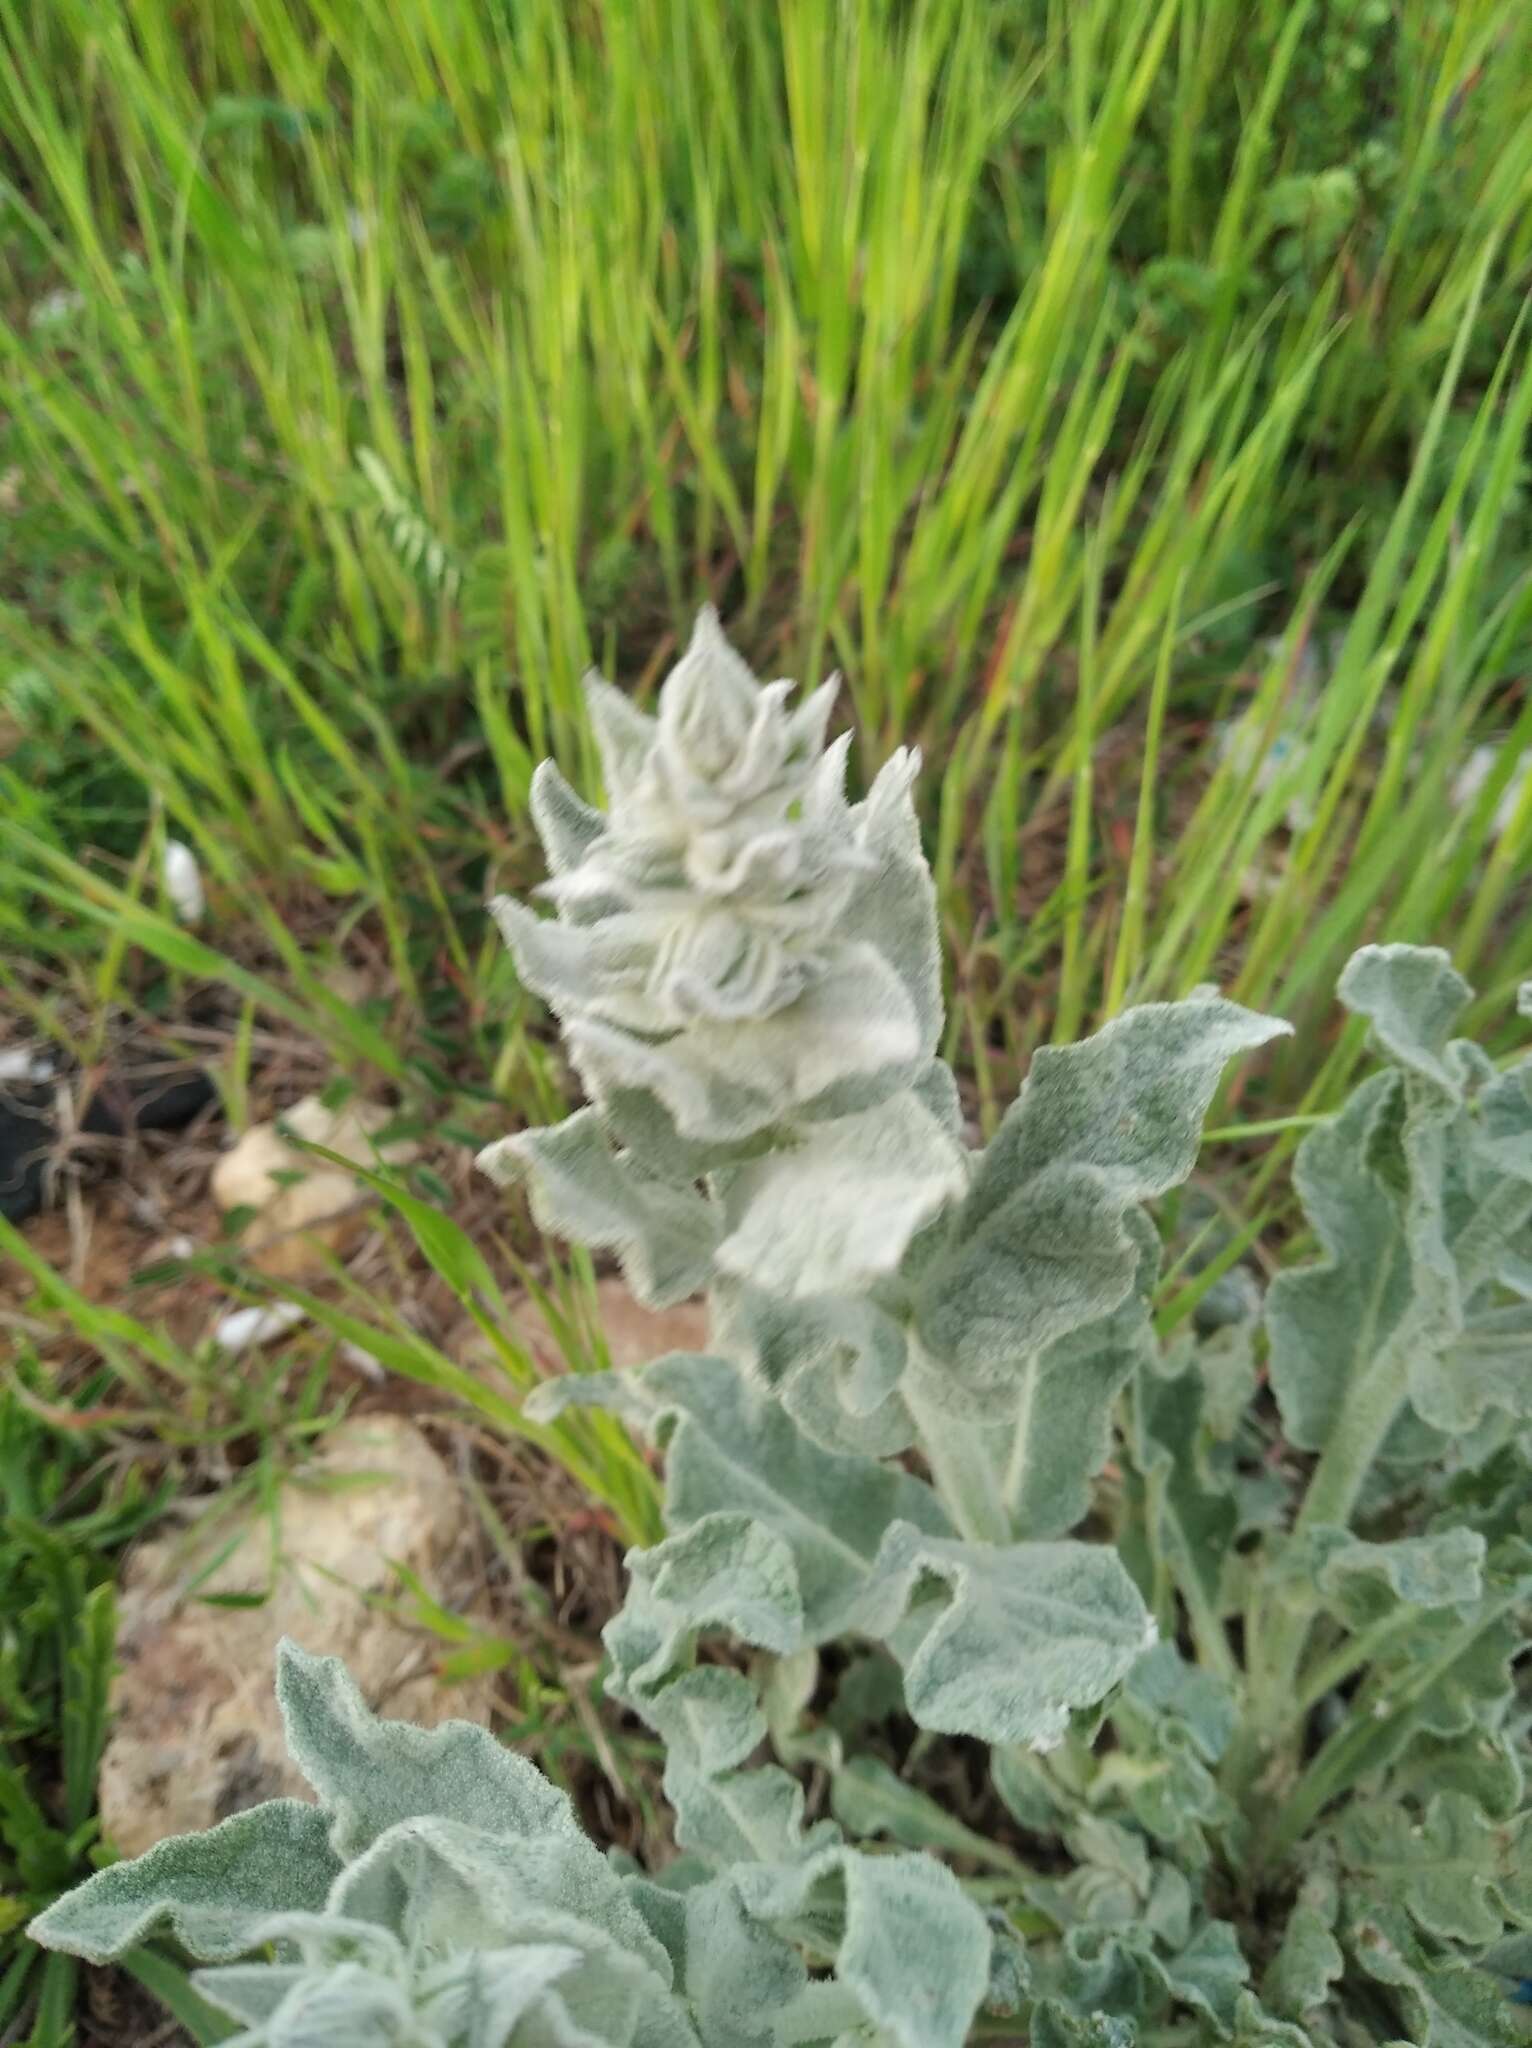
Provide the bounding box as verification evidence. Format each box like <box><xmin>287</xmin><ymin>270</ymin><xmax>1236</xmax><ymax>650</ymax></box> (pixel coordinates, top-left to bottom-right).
<box><xmin>1268</xmin><ymin>944</ymin><xmax>1532</xmax><ymax>1460</ymax></box>
<box><xmin>546</xmin><ymin>1350</ymin><xmax>1155</xmax><ymax>1754</ymax></box>
<box><xmin>29</xmin><ymin>1641</ymin><xmax>996</xmax><ymax>2048</ymax></box>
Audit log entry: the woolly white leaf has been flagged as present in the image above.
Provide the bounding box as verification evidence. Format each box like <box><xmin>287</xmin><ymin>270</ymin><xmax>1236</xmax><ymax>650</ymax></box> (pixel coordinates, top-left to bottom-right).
<box><xmin>1277</xmin><ymin>1525</ymin><xmax>1486</xmax><ymax>1627</ymax></box>
<box><xmin>1270</xmin><ymin>955</ymin><xmax>1532</xmax><ymax>1457</ymax></box>
<box><xmin>711</xmin><ymin>1277</ymin><xmax>915</xmax><ymax>1459</ymax></box>
<box><xmin>854</xmin><ymin>1524</ymin><xmax>1156</xmax><ymax>1749</ymax></box>
<box><xmin>672</xmin><ymin>1878</ymin><xmax>808</xmax><ymax>2047</ymax></box>
<box><xmin>735</xmin><ymin>1846</ymin><xmax>991</xmax><ymax>2048</ymax></box>
<box><xmin>27</xmin><ymin>1801</ymin><xmax>341</xmax><ymax>1963</ymax></box>
<box><xmin>328</xmin><ymin>1813</ymin><xmax>672</xmax><ymax>1981</ymax></box>
<box><xmin>714</xmin><ymin>1089</ymin><xmax>968</xmax><ymax>1299</ymax></box>
<box><xmin>413</xmin><ymin>1946</ymin><xmax>596</xmax><ymax>2048</ymax></box>
<box><xmin>995</xmin><ymin>1209</ymin><xmax>1161</xmax><ymax>1539</ymax></box>
<box><xmin>486</xmin><ymin>611</ymin><xmax>931</xmax><ymax>1148</ymax></box>
<box><xmin>275</xmin><ymin>1641</ymin><xmax>579</xmax><ymax>1859</ymax></box>
<box><xmin>1338</xmin><ymin>942</ymin><xmax>1473</xmax><ymax>1097</ymax></box>
<box><xmin>565</xmin><ymin>942</ymin><xmax>919</xmax><ymax>1142</ymax></box>
<box><xmin>522</xmin><ymin>1365</ymin><xmax>661</xmax><ymax>1432</ymax></box>
<box><xmin>917</xmin><ymin>996</ymin><xmax>1288</xmax><ymax>1405</ymax></box>
<box><xmin>631</xmin><ymin>1351</ymin><xmax>949</xmax><ymax>1630</ymax></box>
<box><xmin>841</xmin><ymin>746</ymin><xmax>944</xmax><ymax>1062</ymax></box>
<box><xmin>584</xmin><ymin>671</ymin><xmax>658</xmax><ymax>804</ymax></box>
<box><xmin>1265</xmin><ymin>1073</ymin><xmax>1419</xmax><ymax>1454</ymax></box>
<box><xmin>1431</xmin><ymin>1303</ymin><xmax>1532</xmax><ymax>1433</ymax></box>
<box><xmin>216</xmin><ymin>1960</ymin><xmax>416</xmax><ymax>2046</ymax></box>
<box><xmin>478</xmin><ymin>1107</ymin><xmax>718</xmax><ymax>1307</ymax></box>
<box><xmin>529</xmin><ymin>760</ymin><xmax>606</xmax><ymax>878</ymax></box>
<box><xmin>607</xmin><ymin>1512</ymin><xmax>805</xmax><ymax>1694</ymax></box>
<box><xmin>194</xmin><ymin>1961</ymin><xmax>316</xmax><ymax>2028</ymax></box>
<box><xmin>633</xmin><ymin>1664</ymin><xmax>840</xmax><ymax>1871</ymax></box>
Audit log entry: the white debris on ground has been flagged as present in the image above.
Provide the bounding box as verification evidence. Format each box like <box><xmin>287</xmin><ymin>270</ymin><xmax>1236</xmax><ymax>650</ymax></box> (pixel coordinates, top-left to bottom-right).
<box><xmin>160</xmin><ymin>838</ymin><xmax>206</xmax><ymax>923</ymax></box>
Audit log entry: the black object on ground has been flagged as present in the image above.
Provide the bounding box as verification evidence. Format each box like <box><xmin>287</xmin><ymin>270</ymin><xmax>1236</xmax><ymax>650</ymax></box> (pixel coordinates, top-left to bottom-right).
<box><xmin>0</xmin><ymin>1059</ymin><xmax>219</xmax><ymax>1225</ymax></box>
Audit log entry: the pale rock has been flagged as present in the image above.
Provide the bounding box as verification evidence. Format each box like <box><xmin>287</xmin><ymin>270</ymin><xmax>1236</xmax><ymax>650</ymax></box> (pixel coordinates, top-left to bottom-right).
<box><xmin>211</xmin><ymin>1095</ymin><xmax>419</xmax><ymax>1278</ymax></box>
<box><xmin>98</xmin><ymin>1415</ymin><xmax>494</xmax><ymax>1859</ymax></box>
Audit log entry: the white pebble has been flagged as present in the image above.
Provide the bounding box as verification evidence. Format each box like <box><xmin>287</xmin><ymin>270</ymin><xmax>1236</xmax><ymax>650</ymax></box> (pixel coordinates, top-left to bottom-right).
<box><xmin>0</xmin><ymin>1046</ymin><xmax>54</xmax><ymax>1084</ymax></box>
<box><xmin>162</xmin><ymin>839</ymin><xmax>206</xmax><ymax>923</ymax></box>
<box><xmin>212</xmin><ymin>1302</ymin><xmax>307</xmax><ymax>1354</ymax></box>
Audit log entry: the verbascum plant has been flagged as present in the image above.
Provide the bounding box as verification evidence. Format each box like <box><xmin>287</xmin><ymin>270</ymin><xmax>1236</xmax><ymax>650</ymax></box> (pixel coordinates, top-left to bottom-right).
<box><xmin>30</xmin><ymin>616</ymin><xmax>1532</xmax><ymax>2047</ymax></box>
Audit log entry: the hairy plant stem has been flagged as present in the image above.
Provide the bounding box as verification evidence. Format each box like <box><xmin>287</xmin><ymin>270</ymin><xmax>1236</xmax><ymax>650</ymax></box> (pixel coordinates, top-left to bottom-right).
<box><xmin>1000</xmin><ymin>1354</ymin><xmax>1039</xmax><ymax>1520</ymax></box>
<box><xmin>1224</xmin><ymin>1333</ymin><xmax>1414</xmax><ymax>1828</ymax></box>
<box><xmin>904</xmin><ymin>1368</ymin><xmax>1011</xmax><ymax>1546</ymax></box>
<box><xmin>1124</xmin><ymin>1374</ymin><xmax>1240</xmax><ymax>1684</ymax></box>
<box><xmin>1293</xmin><ymin>1606</ymin><xmax>1420</xmax><ymax>1716</ymax></box>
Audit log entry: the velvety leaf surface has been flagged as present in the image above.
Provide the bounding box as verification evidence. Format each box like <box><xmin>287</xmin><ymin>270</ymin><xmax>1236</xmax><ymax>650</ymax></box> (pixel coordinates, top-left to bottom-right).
<box><xmin>1265</xmin><ymin>1072</ymin><xmax>1419</xmax><ymax>1454</ymax></box>
<box><xmin>999</xmin><ymin>1211</ymin><xmax>1161</xmax><ymax>1539</ymax></box>
<box><xmin>1348</xmin><ymin>1903</ymin><xmax>1527</xmax><ymax>2046</ymax></box>
<box><xmin>276</xmin><ymin>1642</ymin><xmax>577</xmax><ymax>1859</ymax></box>
<box><xmin>1337</xmin><ymin>1793</ymin><xmax>1532</xmax><ymax>1947</ymax></box>
<box><xmin>477</xmin><ymin>1107</ymin><xmax>719</xmax><ymax>1308</ymax></box>
<box><xmin>730</xmin><ymin>1846</ymin><xmax>991</xmax><ymax>2048</ymax></box>
<box><xmin>1260</xmin><ymin>1875</ymin><xmax>1345</xmax><ymax>2023</ymax></box>
<box><xmin>713</xmin><ymin>1089</ymin><xmax>967</xmax><ymax>1301</ymax></box>
<box><xmin>858</xmin><ymin>1524</ymin><xmax>1156</xmax><ymax>1749</ymax></box>
<box><xmin>917</xmin><ymin>997</ymin><xmax>1288</xmax><ymax>1407</ymax></box>
<box><xmin>627</xmin><ymin>1350</ymin><xmax>950</xmax><ymax>1630</ymax></box>
<box><xmin>1338</xmin><ymin>944</ymin><xmax>1473</xmax><ymax>1095</ymax></box>
<box><xmin>711</xmin><ymin>1275</ymin><xmax>916</xmax><ymax>1459</ymax></box>
<box><xmin>27</xmin><ymin>1801</ymin><xmax>341</xmax><ymax>1964</ymax></box>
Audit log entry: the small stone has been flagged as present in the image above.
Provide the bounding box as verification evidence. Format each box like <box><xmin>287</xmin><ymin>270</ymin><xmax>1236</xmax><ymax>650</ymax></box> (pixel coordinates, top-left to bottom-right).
<box><xmin>161</xmin><ymin>840</ymin><xmax>205</xmax><ymax>924</ymax></box>
<box><xmin>98</xmin><ymin>1415</ymin><xmax>494</xmax><ymax>1858</ymax></box>
<box><xmin>211</xmin><ymin>1095</ymin><xmax>419</xmax><ymax>1278</ymax></box>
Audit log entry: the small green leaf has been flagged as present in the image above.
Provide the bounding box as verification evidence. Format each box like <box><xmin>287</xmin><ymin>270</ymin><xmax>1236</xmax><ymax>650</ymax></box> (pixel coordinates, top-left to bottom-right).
<box><xmin>1281</xmin><ymin>1525</ymin><xmax>1486</xmax><ymax>1627</ymax></box>
<box><xmin>1030</xmin><ymin>2000</ymin><xmax>1137</xmax><ymax>2048</ymax></box>
<box><xmin>1260</xmin><ymin>1873</ymin><xmax>1344</xmax><ymax>2023</ymax></box>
